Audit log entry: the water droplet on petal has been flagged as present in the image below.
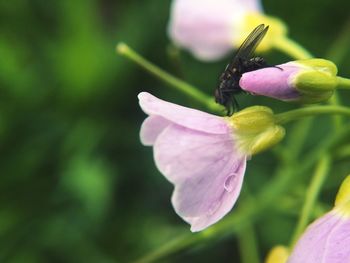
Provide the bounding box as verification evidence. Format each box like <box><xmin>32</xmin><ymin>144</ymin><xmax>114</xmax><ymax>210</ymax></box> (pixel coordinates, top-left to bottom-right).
<box><xmin>224</xmin><ymin>174</ymin><xmax>238</xmax><ymax>192</ymax></box>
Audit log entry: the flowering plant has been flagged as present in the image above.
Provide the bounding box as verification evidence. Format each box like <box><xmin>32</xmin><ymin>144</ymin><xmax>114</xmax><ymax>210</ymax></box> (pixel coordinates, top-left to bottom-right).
<box><xmin>116</xmin><ymin>0</ymin><xmax>350</xmax><ymax>262</ymax></box>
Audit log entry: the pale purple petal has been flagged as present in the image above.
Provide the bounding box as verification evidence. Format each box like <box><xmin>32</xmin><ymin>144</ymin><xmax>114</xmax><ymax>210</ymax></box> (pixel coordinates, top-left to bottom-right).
<box><xmin>140</xmin><ymin>116</ymin><xmax>171</xmax><ymax>146</ymax></box>
<box><xmin>138</xmin><ymin>92</ymin><xmax>229</xmax><ymax>134</ymax></box>
<box><xmin>153</xmin><ymin>123</ymin><xmax>246</xmax><ymax>231</ymax></box>
<box><xmin>288</xmin><ymin>211</ymin><xmax>350</xmax><ymax>263</ymax></box>
<box><xmin>243</xmin><ymin>0</ymin><xmax>263</xmax><ymax>12</ymax></box>
<box><xmin>168</xmin><ymin>0</ymin><xmax>262</xmax><ymax>61</ymax></box>
<box><xmin>239</xmin><ymin>63</ymin><xmax>301</xmax><ymax>101</ymax></box>
<box><xmin>177</xmin><ymin>159</ymin><xmax>246</xmax><ymax>232</ymax></box>
<box><xmin>326</xmin><ymin>217</ymin><xmax>350</xmax><ymax>262</ymax></box>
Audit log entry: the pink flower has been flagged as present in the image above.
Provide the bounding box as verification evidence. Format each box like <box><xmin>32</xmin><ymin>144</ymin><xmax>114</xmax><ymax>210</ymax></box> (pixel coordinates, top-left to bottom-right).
<box><xmin>287</xmin><ymin>175</ymin><xmax>350</xmax><ymax>263</ymax></box>
<box><xmin>168</xmin><ymin>0</ymin><xmax>263</xmax><ymax>61</ymax></box>
<box><xmin>287</xmin><ymin>212</ymin><xmax>350</xmax><ymax>263</ymax></box>
<box><xmin>240</xmin><ymin>59</ymin><xmax>338</xmax><ymax>103</ymax></box>
<box><xmin>138</xmin><ymin>92</ymin><xmax>247</xmax><ymax>231</ymax></box>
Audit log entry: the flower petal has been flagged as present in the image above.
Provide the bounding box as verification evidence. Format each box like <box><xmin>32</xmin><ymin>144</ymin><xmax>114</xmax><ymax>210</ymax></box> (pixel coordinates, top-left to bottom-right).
<box><xmin>176</xmin><ymin>158</ymin><xmax>246</xmax><ymax>232</ymax></box>
<box><xmin>239</xmin><ymin>63</ymin><xmax>301</xmax><ymax>101</ymax></box>
<box><xmin>138</xmin><ymin>92</ymin><xmax>229</xmax><ymax>134</ymax></box>
<box><xmin>167</xmin><ymin>0</ymin><xmax>262</xmax><ymax>61</ymax></box>
<box><xmin>140</xmin><ymin>116</ymin><xmax>171</xmax><ymax>146</ymax></box>
<box><xmin>287</xmin><ymin>211</ymin><xmax>350</xmax><ymax>263</ymax></box>
<box><xmin>168</xmin><ymin>0</ymin><xmax>237</xmax><ymax>60</ymax></box>
<box><xmin>153</xmin><ymin>123</ymin><xmax>246</xmax><ymax>231</ymax></box>
<box><xmin>326</xmin><ymin>217</ymin><xmax>350</xmax><ymax>262</ymax></box>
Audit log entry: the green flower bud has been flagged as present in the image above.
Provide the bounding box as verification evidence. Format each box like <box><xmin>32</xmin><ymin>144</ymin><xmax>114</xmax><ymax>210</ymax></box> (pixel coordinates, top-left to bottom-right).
<box><xmin>334</xmin><ymin>175</ymin><xmax>350</xmax><ymax>218</ymax></box>
<box><xmin>229</xmin><ymin>106</ymin><xmax>275</xmax><ymax>133</ymax></box>
<box><xmin>292</xmin><ymin>59</ymin><xmax>338</xmax><ymax>103</ymax></box>
<box><xmin>265</xmin><ymin>246</ymin><xmax>289</xmax><ymax>263</ymax></box>
<box><xmin>228</xmin><ymin>106</ymin><xmax>285</xmax><ymax>155</ymax></box>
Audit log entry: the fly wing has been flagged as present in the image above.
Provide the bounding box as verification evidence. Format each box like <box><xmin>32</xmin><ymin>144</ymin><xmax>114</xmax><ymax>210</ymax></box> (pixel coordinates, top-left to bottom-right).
<box><xmin>226</xmin><ymin>24</ymin><xmax>268</xmax><ymax>71</ymax></box>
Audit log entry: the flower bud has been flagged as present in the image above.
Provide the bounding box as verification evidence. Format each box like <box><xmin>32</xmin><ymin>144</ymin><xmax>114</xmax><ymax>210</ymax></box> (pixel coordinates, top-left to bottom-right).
<box><xmin>239</xmin><ymin>59</ymin><xmax>338</xmax><ymax>103</ymax></box>
<box><xmin>265</xmin><ymin>246</ymin><xmax>289</xmax><ymax>263</ymax></box>
<box><xmin>334</xmin><ymin>175</ymin><xmax>350</xmax><ymax>217</ymax></box>
<box><xmin>229</xmin><ymin>106</ymin><xmax>275</xmax><ymax>133</ymax></box>
<box><xmin>228</xmin><ymin>106</ymin><xmax>285</xmax><ymax>155</ymax></box>
<box><xmin>249</xmin><ymin>126</ymin><xmax>285</xmax><ymax>155</ymax></box>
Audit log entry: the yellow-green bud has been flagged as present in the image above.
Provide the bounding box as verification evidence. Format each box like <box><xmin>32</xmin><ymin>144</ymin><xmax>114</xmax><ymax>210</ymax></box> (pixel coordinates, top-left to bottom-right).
<box><xmin>293</xmin><ymin>59</ymin><xmax>338</xmax><ymax>103</ymax></box>
<box><xmin>334</xmin><ymin>175</ymin><xmax>350</xmax><ymax>217</ymax></box>
<box><xmin>228</xmin><ymin>106</ymin><xmax>285</xmax><ymax>155</ymax></box>
<box><xmin>229</xmin><ymin>106</ymin><xmax>275</xmax><ymax>133</ymax></box>
<box><xmin>265</xmin><ymin>246</ymin><xmax>289</xmax><ymax>263</ymax></box>
<box><xmin>250</xmin><ymin>126</ymin><xmax>285</xmax><ymax>155</ymax></box>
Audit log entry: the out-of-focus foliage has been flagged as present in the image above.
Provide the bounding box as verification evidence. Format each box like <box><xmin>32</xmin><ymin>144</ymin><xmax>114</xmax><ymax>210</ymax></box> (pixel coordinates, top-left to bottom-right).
<box><xmin>0</xmin><ymin>0</ymin><xmax>350</xmax><ymax>262</ymax></box>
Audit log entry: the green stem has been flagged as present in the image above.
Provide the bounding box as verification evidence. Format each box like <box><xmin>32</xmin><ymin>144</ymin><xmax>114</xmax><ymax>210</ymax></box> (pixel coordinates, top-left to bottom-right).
<box><xmin>286</xmin><ymin>118</ymin><xmax>313</xmax><ymax>159</ymax></box>
<box><xmin>324</xmin><ymin>18</ymin><xmax>350</xmax><ymax>129</ymax></box>
<box><xmin>238</xmin><ymin>223</ymin><xmax>260</xmax><ymax>263</ymax></box>
<box><xmin>289</xmin><ymin>155</ymin><xmax>331</xmax><ymax>247</ymax></box>
<box><xmin>328</xmin><ymin>94</ymin><xmax>343</xmax><ymax>131</ymax></box>
<box><xmin>116</xmin><ymin>42</ymin><xmax>223</xmax><ymax>112</ymax></box>
<box><xmin>237</xmin><ymin>191</ymin><xmax>260</xmax><ymax>263</ymax></box>
<box><xmin>325</xmin><ymin>17</ymin><xmax>350</xmax><ymax>130</ymax></box>
<box><xmin>337</xmin><ymin>76</ymin><xmax>350</xmax><ymax>90</ymax></box>
<box><xmin>275</xmin><ymin>105</ymin><xmax>350</xmax><ymax>124</ymax></box>
<box><xmin>334</xmin><ymin>144</ymin><xmax>350</xmax><ymax>160</ymax></box>
<box><xmin>325</xmin><ymin>17</ymin><xmax>350</xmax><ymax>65</ymax></box>
<box><xmin>273</xmin><ymin>36</ymin><xmax>313</xmax><ymax>60</ymax></box>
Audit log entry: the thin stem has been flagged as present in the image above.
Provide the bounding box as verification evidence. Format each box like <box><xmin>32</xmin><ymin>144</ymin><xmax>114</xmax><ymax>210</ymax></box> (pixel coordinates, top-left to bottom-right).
<box><xmin>286</xmin><ymin>118</ymin><xmax>313</xmax><ymax>159</ymax></box>
<box><xmin>325</xmin><ymin>17</ymin><xmax>350</xmax><ymax>65</ymax></box>
<box><xmin>334</xmin><ymin>144</ymin><xmax>350</xmax><ymax>160</ymax></box>
<box><xmin>337</xmin><ymin>76</ymin><xmax>350</xmax><ymax>90</ymax></box>
<box><xmin>289</xmin><ymin>155</ymin><xmax>331</xmax><ymax>247</ymax></box>
<box><xmin>275</xmin><ymin>105</ymin><xmax>350</xmax><ymax>124</ymax></box>
<box><xmin>324</xmin><ymin>18</ymin><xmax>350</xmax><ymax>129</ymax></box>
<box><xmin>132</xmin><ymin>234</ymin><xmax>199</xmax><ymax>263</ymax></box>
<box><xmin>116</xmin><ymin>42</ymin><xmax>223</xmax><ymax>112</ymax></box>
<box><xmin>328</xmin><ymin>94</ymin><xmax>342</xmax><ymax>131</ymax></box>
<box><xmin>237</xmin><ymin>191</ymin><xmax>260</xmax><ymax>263</ymax></box>
<box><xmin>238</xmin><ymin>223</ymin><xmax>260</xmax><ymax>263</ymax></box>
<box><xmin>273</xmin><ymin>36</ymin><xmax>313</xmax><ymax>60</ymax></box>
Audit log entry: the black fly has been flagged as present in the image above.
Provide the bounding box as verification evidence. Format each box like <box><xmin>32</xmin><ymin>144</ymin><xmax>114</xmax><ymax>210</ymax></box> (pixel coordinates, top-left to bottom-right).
<box><xmin>215</xmin><ymin>24</ymin><xmax>269</xmax><ymax>116</ymax></box>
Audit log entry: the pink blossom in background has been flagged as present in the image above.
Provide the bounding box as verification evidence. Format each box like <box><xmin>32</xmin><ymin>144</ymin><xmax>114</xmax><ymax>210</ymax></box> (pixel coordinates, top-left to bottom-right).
<box><xmin>138</xmin><ymin>92</ymin><xmax>247</xmax><ymax>231</ymax></box>
<box><xmin>287</xmin><ymin>175</ymin><xmax>350</xmax><ymax>263</ymax></box>
<box><xmin>168</xmin><ymin>0</ymin><xmax>262</xmax><ymax>61</ymax></box>
<box><xmin>287</xmin><ymin>211</ymin><xmax>350</xmax><ymax>263</ymax></box>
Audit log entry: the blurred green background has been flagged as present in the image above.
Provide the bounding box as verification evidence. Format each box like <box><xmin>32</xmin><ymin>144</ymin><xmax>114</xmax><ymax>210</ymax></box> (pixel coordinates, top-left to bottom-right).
<box><xmin>1</xmin><ymin>0</ymin><xmax>350</xmax><ymax>262</ymax></box>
